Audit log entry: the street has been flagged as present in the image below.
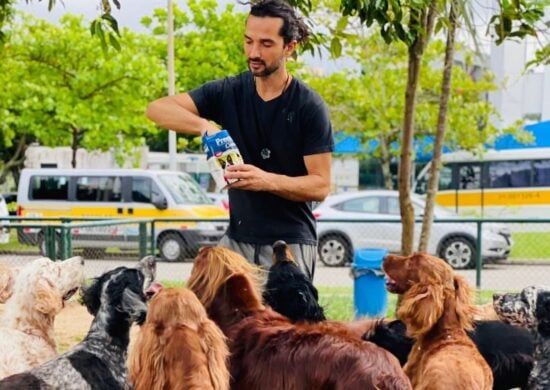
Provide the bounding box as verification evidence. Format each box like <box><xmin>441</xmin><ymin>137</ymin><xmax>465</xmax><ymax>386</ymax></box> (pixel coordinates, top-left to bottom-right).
<box><xmin>2</xmin><ymin>255</ymin><xmax>549</xmax><ymax>291</ymax></box>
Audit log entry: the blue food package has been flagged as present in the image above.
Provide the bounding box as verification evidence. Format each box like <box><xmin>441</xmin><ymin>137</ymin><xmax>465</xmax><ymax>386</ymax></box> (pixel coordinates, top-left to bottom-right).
<box><xmin>202</xmin><ymin>130</ymin><xmax>243</xmax><ymax>189</ymax></box>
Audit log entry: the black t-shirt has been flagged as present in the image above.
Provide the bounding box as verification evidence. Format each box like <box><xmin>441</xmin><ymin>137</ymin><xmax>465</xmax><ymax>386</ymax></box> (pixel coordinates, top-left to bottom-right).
<box><xmin>189</xmin><ymin>71</ymin><xmax>334</xmax><ymax>245</ymax></box>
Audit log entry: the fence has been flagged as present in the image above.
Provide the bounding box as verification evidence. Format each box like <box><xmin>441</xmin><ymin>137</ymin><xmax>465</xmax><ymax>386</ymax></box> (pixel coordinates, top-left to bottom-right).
<box><xmin>1</xmin><ymin>216</ymin><xmax>550</xmax><ymax>292</ymax></box>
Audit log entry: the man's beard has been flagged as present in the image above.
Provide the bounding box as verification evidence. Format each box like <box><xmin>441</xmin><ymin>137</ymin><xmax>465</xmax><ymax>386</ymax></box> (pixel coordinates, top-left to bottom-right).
<box><xmin>248</xmin><ymin>58</ymin><xmax>281</xmax><ymax>77</ymax></box>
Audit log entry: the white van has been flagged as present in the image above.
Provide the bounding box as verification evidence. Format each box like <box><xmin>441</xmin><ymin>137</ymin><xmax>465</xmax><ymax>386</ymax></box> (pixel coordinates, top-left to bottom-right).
<box><xmin>16</xmin><ymin>168</ymin><xmax>228</xmax><ymax>261</ymax></box>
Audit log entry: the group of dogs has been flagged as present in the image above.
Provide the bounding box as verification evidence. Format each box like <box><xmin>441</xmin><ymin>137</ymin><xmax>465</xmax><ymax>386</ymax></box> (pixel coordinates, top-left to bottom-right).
<box><xmin>0</xmin><ymin>241</ymin><xmax>546</xmax><ymax>389</ymax></box>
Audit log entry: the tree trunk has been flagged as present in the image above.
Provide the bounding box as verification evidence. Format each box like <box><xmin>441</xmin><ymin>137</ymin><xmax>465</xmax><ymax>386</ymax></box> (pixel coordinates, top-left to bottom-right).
<box><xmin>71</xmin><ymin>126</ymin><xmax>79</xmax><ymax>168</ymax></box>
<box><xmin>399</xmin><ymin>2</ymin><xmax>437</xmax><ymax>256</ymax></box>
<box><xmin>379</xmin><ymin>135</ymin><xmax>393</xmax><ymax>190</ymax></box>
<box><xmin>418</xmin><ymin>0</ymin><xmax>458</xmax><ymax>252</ymax></box>
<box><xmin>0</xmin><ymin>135</ymin><xmax>27</xmax><ymax>185</ymax></box>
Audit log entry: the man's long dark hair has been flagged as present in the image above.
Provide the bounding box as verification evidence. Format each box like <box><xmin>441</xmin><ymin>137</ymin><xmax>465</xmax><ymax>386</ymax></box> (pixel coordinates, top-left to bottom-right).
<box><xmin>247</xmin><ymin>0</ymin><xmax>309</xmax><ymax>45</ymax></box>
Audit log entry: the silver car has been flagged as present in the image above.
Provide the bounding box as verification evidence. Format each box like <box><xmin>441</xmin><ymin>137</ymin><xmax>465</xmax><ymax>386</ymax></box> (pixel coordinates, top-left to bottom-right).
<box><xmin>314</xmin><ymin>190</ymin><xmax>512</xmax><ymax>269</ymax></box>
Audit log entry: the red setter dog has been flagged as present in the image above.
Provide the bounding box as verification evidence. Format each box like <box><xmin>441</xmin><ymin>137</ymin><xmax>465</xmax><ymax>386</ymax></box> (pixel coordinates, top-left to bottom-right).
<box><xmin>188</xmin><ymin>247</ymin><xmax>411</xmax><ymax>390</ymax></box>
<box><xmin>383</xmin><ymin>253</ymin><xmax>493</xmax><ymax>389</ymax></box>
<box><xmin>128</xmin><ymin>287</ymin><xmax>230</xmax><ymax>390</ymax></box>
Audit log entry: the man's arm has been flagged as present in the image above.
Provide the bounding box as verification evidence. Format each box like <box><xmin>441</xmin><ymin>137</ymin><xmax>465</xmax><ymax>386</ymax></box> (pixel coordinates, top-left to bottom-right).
<box><xmin>225</xmin><ymin>152</ymin><xmax>332</xmax><ymax>202</ymax></box>
<box><xmin>145</xmin><ymin>93</ymin><xmax>218</xmax><ymax>135</ymax></box>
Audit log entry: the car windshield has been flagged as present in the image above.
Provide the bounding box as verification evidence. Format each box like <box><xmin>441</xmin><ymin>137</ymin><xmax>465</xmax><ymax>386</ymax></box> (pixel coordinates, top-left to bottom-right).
<box><xmin>158</xmin><ymin>173</ymin><xmax>212</xmax><ymax>205</ymax></box>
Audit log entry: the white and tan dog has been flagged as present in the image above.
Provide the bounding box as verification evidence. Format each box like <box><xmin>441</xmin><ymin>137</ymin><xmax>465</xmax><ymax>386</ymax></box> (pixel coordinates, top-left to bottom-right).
<box><xmin>0</xmin><ymin>256</ymin><xmax>84</xmax><ymax>379</ymax></box>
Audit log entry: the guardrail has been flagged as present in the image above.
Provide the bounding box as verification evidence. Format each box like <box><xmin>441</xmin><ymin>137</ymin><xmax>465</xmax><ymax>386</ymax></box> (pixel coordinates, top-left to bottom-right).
<box><xmin>1</xmin><ymin>216</ymin><xmax>549</xmax><ymax>290</ymax></box>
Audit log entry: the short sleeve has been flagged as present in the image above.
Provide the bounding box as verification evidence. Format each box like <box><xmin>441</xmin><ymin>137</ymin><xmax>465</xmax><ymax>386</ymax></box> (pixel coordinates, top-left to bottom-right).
<box><xmin>188</xmin><ymin>79</ymin><xmax>225</xmax><ymax>125</ymax></box>
<box><xmin>302</xmin><ymin>98</ymin><xmax>334</xmax><ymax>156</ymax></box>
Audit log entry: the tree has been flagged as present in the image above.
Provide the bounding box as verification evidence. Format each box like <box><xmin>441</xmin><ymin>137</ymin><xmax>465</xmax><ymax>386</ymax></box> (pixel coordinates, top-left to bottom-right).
<box><xmin>305</xmin><ymin>33</ymin><xmax>516</xmax><ymax>190</ymax></box>
<box><xmin>0</xmin><ymin>13</ymin><xmax>166</xmax><ymax>179</ymax></box>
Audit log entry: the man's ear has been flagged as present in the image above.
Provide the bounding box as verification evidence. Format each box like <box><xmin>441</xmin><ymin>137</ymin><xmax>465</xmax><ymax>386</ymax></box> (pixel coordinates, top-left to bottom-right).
<box><xmin>284</xmin><ymin>40</ymin><xmax>297</xmax><ymax>58</ymax></box>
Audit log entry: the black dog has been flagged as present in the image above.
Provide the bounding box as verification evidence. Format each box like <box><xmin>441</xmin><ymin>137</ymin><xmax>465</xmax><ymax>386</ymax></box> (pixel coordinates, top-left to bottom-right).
<box><xmin>365</xmin><ymin>319</ymin><xmax>534</xmax><ymax>390</ymax></box>
<box><xmin>0</xmin><ymin>266</ymin><xmax>150</xmax><ymax>389</ymax></box>
<box><xmin>262</xmin><ymin>240</ymin><xmax>325</xmax><ymax>323</ymax></box>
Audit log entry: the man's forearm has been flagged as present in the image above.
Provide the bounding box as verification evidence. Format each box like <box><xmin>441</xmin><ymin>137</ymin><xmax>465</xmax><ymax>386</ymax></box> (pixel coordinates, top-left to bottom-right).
<box><xmin>145</xmin><ymin>95</ymin><xmax>217</xmax><ymax>135</ymax></box>
<box><xmin>268</xmin><ymin>173</ymin><xmax>330</xmax><ymax>202</ymax></box>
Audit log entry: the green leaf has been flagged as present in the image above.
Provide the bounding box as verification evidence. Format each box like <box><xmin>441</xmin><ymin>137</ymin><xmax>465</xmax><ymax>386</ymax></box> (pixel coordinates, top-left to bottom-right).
<box><xmin>108</xmin><ymin>33</ymin><xmax>121</xmax><ymax>51</ymax></box>
<box><xmin>330</xmin><ymin>37</ymin><xmax>342</xmax><ymax>57</ymax></box>
<box><xmin>336</xmin><ymin>16</ymin><xmax>348</xmax><ymax>32</ymax></box>
<box><xmin>101</xmin><ymin>13</ymin><xmax>120</xmax><ymax>36</ymax></box>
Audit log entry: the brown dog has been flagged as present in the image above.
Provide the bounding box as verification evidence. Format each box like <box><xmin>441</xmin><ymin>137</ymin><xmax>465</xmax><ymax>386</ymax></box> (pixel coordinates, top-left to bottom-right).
<box><xmin>128</xmin><ymin>287</ymin><xmax>229</xmax><ymax>390</ymax></box>
<box><xmin>383</xmin><ymin>252</ymin><xmax>493</xmax><ymax>389</ymax></box>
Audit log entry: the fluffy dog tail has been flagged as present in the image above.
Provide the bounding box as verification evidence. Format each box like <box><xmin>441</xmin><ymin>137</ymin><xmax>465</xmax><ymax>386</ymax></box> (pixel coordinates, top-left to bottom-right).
<box><xmin>272</xmin><ymin>240</ymin><xmax>294</xmax><ymax>265</ymax></box>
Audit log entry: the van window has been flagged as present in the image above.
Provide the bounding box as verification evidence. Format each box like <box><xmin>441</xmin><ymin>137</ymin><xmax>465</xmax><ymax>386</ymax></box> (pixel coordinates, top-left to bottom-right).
<box><xmin>158</xmin><ymin>173</ymin><xmax>211</xmax><ymax>205</ymax></box>
<box><xmin>459</xmin><ymin>164</ymin><xmax>481</xmax><ymax>190</ymax></box>
<box><xmin>534</xmin><ymin>160</ymin><xmax>550</xmax><ymax>186</ymax></box>
<box><xmin>488</xmin><ymin>160</ymin><xmax>532</xmax><ymax>188</ymax></box>
<box><xmin>131</xmin><ymin>177</ymin><xmax>162</xmax><ymax>203</ymax></box>
<box><xmin>30</xmin><ymin>176</ymin><xmax>69</xmax><ymax>200</ymax></box>
<box><xmin>76</xmin><ymin>176</ymin><xmax>122</xmax><ymax>202</ymax></box>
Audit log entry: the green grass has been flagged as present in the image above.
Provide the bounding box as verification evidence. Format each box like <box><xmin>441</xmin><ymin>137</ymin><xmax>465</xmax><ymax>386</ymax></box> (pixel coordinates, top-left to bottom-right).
<box><xmin>510</xmin><ymin>232</ymin><xmax>550</xmax><ymax>260</ymax></box>
<box><xmin>311</xmin><ymin>286</ymin><xmax>494</xmax><ymax>321</ymax></box>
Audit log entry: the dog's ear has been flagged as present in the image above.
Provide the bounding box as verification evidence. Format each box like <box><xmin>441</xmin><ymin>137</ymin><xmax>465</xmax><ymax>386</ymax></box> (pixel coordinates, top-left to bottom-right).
<box><xmin>398</xmin><ymin>282</ymin><xmax>444</xmax><ymax>338</ymax></box>
<box><xmin>0</xmin><ymin>267</ymin><xmax>18</xmax><ymax>303</ymax></box>
<box><xmin>33</xmin><ymin>278</ymin><xmax>63</xmax><ymax>315</ymax></box>
<box><xmin>453</xmin><ymin>275</ymin><xmax>476</xmax><ymax>330</ymax></box>
<box><xmin>222</xmin><ymin>273</ymin><xmax>263</xmax><ymax>312</ymax></box>
<box><xmin>199</xmin><ymin>320</ymin><xmax>230</xmax><ymax>390</ymax></box>
<box><xmin>81</xmin><ymin>277</ymin><xmax>103</xmax><ymax>316</ymax></box>
<box><xmin>536</xmin><ymin>292</ymin><xmax>550</xmax><ymax>337</ymax></box>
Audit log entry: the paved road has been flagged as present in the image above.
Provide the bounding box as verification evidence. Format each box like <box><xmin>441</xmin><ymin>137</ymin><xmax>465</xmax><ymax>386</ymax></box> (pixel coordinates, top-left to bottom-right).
<box><xmin>2</xmin><ymin>255</ymin><xmax>549</xmax><ymax>291</ymax></box>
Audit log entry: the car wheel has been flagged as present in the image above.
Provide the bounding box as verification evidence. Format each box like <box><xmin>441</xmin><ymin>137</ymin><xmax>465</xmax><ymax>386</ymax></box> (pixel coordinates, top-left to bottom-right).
<box><xmin>158</xmin><ymin>233</ymin><xmax>187</xmax><ymax>262</ymax></box>
<box><xmin>38</xmin><ymin>231</ymin><xmax>61</xmax><ymax>258</ymax></box>
<box><xmin>439</xmin><ymin>237</ymin><xmax>476</xmax><ymax>270</ymax></box>
<box><xmin>318</xmin><ymin>234</ymin><xmax>352</xmax><ymax>267</ymax></box>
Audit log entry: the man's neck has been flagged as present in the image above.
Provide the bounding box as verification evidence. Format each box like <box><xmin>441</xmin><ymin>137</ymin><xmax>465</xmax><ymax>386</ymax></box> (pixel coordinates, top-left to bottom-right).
<box><xmin>255</xmin><ymin>70</ymin><xmax>290</xmax><ymax>101</ymax></box>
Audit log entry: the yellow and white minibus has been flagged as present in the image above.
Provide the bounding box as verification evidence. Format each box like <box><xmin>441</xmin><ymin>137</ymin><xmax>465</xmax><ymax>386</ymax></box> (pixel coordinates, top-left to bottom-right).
<box><xmin>414</xmin><ymin>148</ymin><xmax>550</xmax><ymax>218</ymax></box>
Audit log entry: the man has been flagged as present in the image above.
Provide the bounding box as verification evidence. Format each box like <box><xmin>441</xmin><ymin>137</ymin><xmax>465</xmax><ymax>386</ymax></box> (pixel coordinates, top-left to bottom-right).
<box><xmin>146</xmin><ymin>0</ymin><xmax>333</xmax><ymax>280</ymax></box>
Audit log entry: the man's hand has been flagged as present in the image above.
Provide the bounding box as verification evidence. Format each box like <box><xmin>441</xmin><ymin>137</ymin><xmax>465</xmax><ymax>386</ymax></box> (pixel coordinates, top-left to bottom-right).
<box><xmin>225</xmin><ymin>164</ymin><xmax>275</xmax><ymax>192</ymax></box>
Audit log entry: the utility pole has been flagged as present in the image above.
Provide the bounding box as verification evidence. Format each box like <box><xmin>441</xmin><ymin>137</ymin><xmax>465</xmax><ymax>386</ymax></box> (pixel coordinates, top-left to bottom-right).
<box><xmin>167</xmin><ymin>0</ymin><xmax>177</xmax><ymax>171</ymax></box>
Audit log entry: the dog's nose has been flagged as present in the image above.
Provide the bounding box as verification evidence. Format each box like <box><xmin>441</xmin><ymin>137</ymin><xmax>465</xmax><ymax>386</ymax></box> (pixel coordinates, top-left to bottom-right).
<box><xmin>137</xmin><ymin>310</ymin><xmax>147</xmax><ymax>325</ymax></box>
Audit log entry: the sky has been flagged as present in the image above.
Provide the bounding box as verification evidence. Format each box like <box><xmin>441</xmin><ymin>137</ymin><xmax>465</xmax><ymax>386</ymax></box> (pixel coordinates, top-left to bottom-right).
<box><xmin>16</xmin><ymin>0</ymin><xmax>167</xmax><ymax>33</ymax></box>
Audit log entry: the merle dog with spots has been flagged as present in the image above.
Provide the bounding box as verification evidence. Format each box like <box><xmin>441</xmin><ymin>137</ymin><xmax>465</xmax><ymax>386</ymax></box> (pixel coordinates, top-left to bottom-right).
<box><xmin>494</xmin><ymin>286</ymin><xmax>550</xmax><ymax>390</ymax></box>
<box><xmin>0</xmin><ymin>266</ymin><xmax>150</xmax><ymax>390</ymax></box>
<box><xmin>263</xmin><ymin>240</ymin><xmax>325</xmax><ymax>323</ymax></box>
<box><xmin>366</xmin><ymin>319</ymin><xmax>534</xmax><ymax>390</ymax></box>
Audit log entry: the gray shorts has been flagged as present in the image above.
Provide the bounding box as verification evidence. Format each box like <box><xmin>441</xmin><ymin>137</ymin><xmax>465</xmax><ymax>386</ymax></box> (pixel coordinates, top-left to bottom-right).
<box><xmin>218</xmin><ymin>235</ymin><xmax>317</xmax><ymax>280</ymax></box>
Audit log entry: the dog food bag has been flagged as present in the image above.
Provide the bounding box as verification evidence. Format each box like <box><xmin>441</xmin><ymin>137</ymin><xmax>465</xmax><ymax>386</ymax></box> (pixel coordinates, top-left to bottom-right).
<box><xmin>202</xmin><ymin>129</ymin><xmax>244</xmax><ymax>190</ymax></box>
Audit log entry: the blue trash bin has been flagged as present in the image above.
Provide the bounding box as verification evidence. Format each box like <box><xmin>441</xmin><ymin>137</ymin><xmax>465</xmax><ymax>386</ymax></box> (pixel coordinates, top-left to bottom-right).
<box><xmin>352</xmin><ymin>248</ymin><xmax>389</xmax><ymax>318</ymax></box>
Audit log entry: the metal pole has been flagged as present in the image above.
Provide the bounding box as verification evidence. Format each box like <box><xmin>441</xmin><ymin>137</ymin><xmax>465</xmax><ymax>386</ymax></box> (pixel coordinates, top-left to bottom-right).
<box><xmin>139</xmin><ymin>222</ymin><xmax>147</xmax><ymax>259</ymax></box>
<box><xmin>476</xmin><ymin>221</ymin><xmax>482</xmax><ymax>289</ymax></box>
<box><xmin>167</xmin><ymin>0</ymin><xmax>177</xmax><ymax>171</ymax></box>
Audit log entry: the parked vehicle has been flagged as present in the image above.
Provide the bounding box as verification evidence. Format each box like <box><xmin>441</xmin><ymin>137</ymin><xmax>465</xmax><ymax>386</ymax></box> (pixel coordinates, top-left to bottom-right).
<box><xmin>414</xmin><ymin>147</ymin><xmax>550</xmax><ymax>218</ymax></box>
<box><xmin>314</xmin><ymin>190</ymin><xmax>512</xmax><ymax>269</ymax></box>
<box><xmin>0</xmin><ymin>194</ymin><xmax>9</xmax><ymax>244</ymax></box>
<box><xmin>207</xmin><ymin>192</ymin><xmax>230</xmax><ymax>211</ymax></box>
<box><xmin>16</xmin><ymin>168</ymin><xmax>228</xmax><ymax>261</ymax></box>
